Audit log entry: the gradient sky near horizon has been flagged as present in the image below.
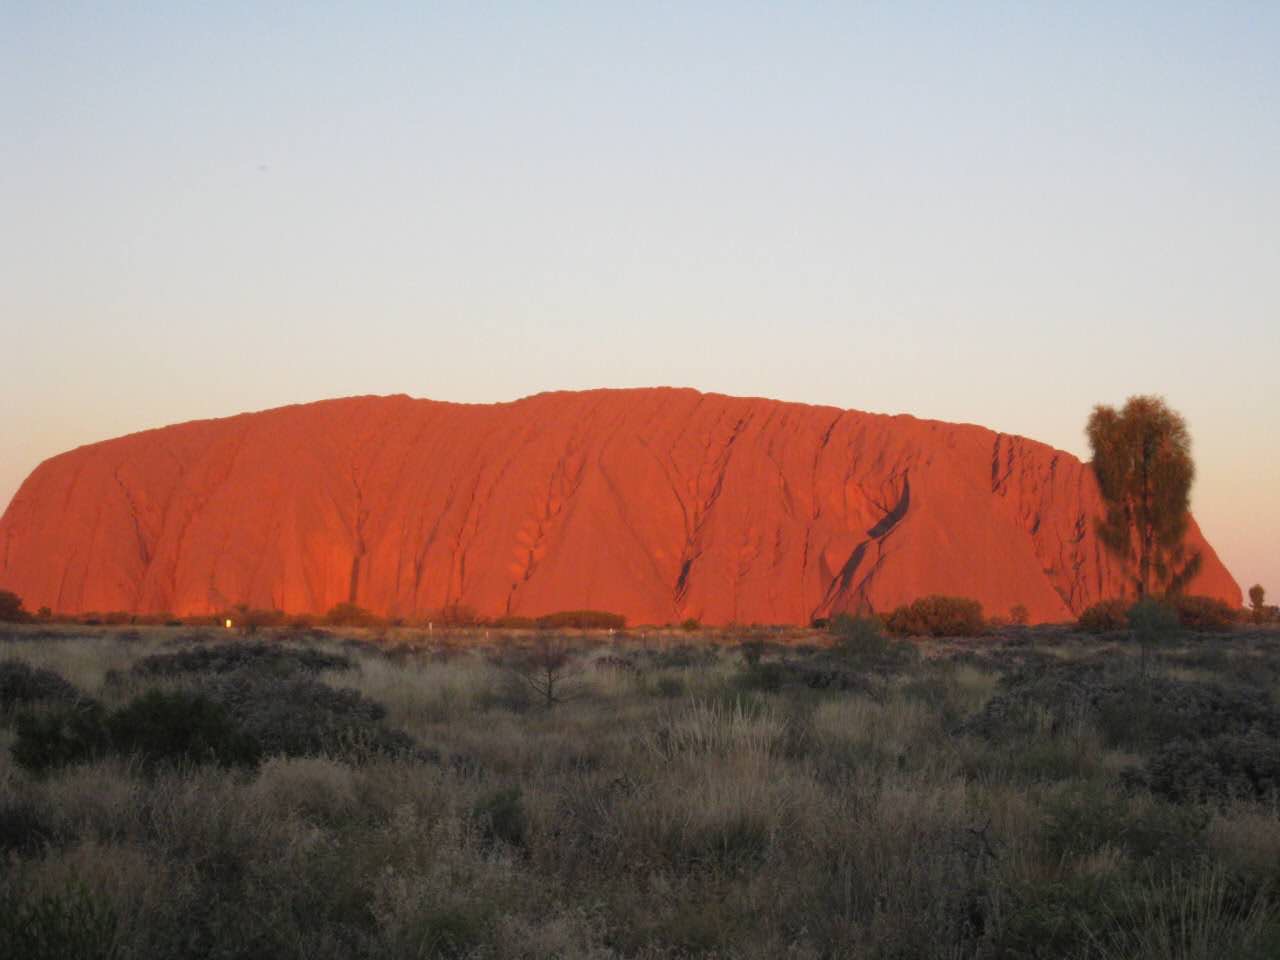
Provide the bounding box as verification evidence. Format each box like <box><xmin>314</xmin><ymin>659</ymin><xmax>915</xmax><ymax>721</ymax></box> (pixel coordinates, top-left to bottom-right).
<box><xmin>3</xmin><ymin>3</ymin><xmax>1277</xmax><ymax>599</ymax></box>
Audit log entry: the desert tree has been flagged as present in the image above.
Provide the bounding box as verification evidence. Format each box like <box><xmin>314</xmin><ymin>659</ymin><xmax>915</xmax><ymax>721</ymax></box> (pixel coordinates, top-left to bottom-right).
<box><xmin>1128</xmin><ymin>596</ymin><xmax>1179</xmax><ymax>680</ymax></box>
<box><xmin>509</xmin><ymin>634</ymin><xmax>583</xmax><ymax>709</ymax></box>
<box><xmin>1249</xmin><ymin>584</ymin><xmax>1266</xmax><ymax>624</ymax></box>
<box><xmin>1086</xmin><ymin>395</ymin><xmax>1199</xmax><ymax>599</ymax></box>
<box><xmin>0</xmin><ymin>590</ymin><xmax>29</xmax><ymax>623</ymax></box>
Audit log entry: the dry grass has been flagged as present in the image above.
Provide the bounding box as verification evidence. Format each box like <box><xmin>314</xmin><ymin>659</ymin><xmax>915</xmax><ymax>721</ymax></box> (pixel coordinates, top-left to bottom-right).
<box><xmin>2</xmin><ymin>623</ymin><xmax>1279</xmax><ymax>959</ymax></box>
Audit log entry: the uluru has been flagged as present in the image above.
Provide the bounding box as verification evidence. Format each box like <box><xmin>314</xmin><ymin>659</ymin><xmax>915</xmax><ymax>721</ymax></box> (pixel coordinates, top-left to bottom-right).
<box><xmin>0</xmin><ymin>388</ymin><xmax>1241</xmax><ymax>624</ymax></box>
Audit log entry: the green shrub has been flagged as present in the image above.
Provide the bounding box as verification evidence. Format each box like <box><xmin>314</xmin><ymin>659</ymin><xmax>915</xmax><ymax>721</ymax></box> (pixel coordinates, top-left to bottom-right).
<box><xmin>1132</xmin><ymin>730</ymin><xmax>1280</xmax><ymax>805</ymax></box>
<box><xmin>0</xmin><ymin>796</ymin><xmax>57</xmax><ymax>854</ymax></box>
<box><xmin>993</xmin><ymin>874</ymin><xmax>1115</xmax><ymax>959</ymax></box>
<box><xmin>535</xmin><ymin>610</ymin><xmax>627</xmax><ymax>630</ymax></box>
<box><xmin>1129</xmin><ymin>597</ymin><xmax>1180</xmax><ymax>674</ymax></box>
<box><xmin>1040</xmin><ymin>786</ymin><xmax>1207</xmax><ymax>864</ymax></box>
<box><xmin>472</xmin><ymin>785</ymin><xmax>528</xmax><ymax>849</ymax></box>
<box><xmin>824</xmin><ymin>614</ymin><xmax>920</xmax><ymax>678</ymax></box>
<box><xmin>655</xmin><ymin>675</ymin><xmax>685</xmax><ymax>698</ymax></box>
<box><xmin>490</xmin><ymin>615</ymin><xmax>537</xmax><ymax>629</ymax></box>
<box><xmin>0</xmin><ymin>660</ymin><xmax>81</xmax><ymax>712</ymax></box>
<box><xmin>107</xmin><ymin>689</ymin><xmax>260</xmax><ymax>771</ymax></box>
<box><xmin>0</xmin><ymin>590</ymin><xmax>30</xmax><ymax>623</ymax></box>
<box><xmin>11</xmin><ymin>701</ymin><xmax>111</xmax><ymax>774</ymax></box>
<box><xmin>324</xmin><ymin>602</ymin><xmax>380</xmax><ymax>627</ymax></box>
<box><xmin>680</xmin><ymin>617</ymin><xmax>702</xmax><ymax>631</ymax></box>
<box><xmin>1010</xmin><ymin>603</ymin><xmax>1030</xmax><ymax>626</ymax></box>
<box><xmin>204</xmin><ymin>673</ymin><xmax>418</xmax><ymax>760</ymax></box>
<box><xmin>1172</xmin><ymin>594</ymin><xmax>1239</xmax><ymax>631</ymax></box>
<box><xmin>645</xmin><ymin>645</ymin><xmax>719</xmax><ymax>670</ymax></box>
<box><xmin>399</xmin><ymin>907</ymin><xmax>487</xmax><ymax>960</ymax></box>
<box><xmin>884</xmin><ymin>595</ymin><xmax>984</xmax><ymax>637</ymax></box>
<box><xmin>736</xmin><ymin>661</ymin><xmax>785</xmax><ymax>693</ymax></box>
<box><xmin>969</xmin><ymin>661</ymin><xmax>1280</xmax><ymax>751</ymax></box>
<box><xmin>0</xmin><ymin>886</ymin><xmax>120</xmax><ymax>960</ymax></box>
<box><xmin>1077</xmin><ymin>598</ymin><xmax>1128</xmax><ymax>633</ymax></box>
<box><xmin>429</xmin><ymin>603</ymin><xmax>483</xmax><ymax>627</ymax></box>
<box><xmin>131</xmin><ymin>642</ymin><xmax>353</xmax><ymax>678</ymax></box>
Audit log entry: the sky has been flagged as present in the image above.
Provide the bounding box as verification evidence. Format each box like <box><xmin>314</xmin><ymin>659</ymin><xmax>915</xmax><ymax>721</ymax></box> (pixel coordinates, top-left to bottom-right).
<box><xmin>2</xmin><ymin>3</ymin><xmax>1277</xmax><ymax>599</ymax></box>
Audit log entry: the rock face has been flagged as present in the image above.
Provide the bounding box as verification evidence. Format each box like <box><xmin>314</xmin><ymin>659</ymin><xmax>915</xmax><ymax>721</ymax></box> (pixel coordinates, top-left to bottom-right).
<box><xmin>0</xmin><ymin>389</ymin><xmax>1240</xmax><ymax>624</ymax></box>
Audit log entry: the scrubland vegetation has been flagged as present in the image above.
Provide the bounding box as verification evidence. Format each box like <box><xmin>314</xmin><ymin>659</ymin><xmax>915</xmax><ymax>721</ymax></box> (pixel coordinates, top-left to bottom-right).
<box><xmin>3</xmin><ymin>608</ymin><xmax>1280</xmax><ymax>960</ymax></box>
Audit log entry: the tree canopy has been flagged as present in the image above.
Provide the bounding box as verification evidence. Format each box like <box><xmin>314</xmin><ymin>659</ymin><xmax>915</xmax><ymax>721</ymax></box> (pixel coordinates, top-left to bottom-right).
<box><xmin>1086</xmin><ymin>395</ymin><xmax>1199</xmax><ymax>599</ymax></box>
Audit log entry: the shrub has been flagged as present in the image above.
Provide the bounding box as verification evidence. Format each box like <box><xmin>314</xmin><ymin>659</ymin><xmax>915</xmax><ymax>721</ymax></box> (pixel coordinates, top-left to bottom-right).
<box><xmin>968</xmin><ymin>661</ymin><xmax>1280</xmax><ymax>754</ymax></box>
<box><xmin>431</xmin><ymin>604</ymin><xmax>483</xmax><ymax>626</ymax></box>
<box><xmin>736</xmin><ymin>660</ymin><xmax>785</xmax><ymax>693</ymax></box>
<box><xmin>884</xmin><ymin>595</ymin><xmax>984</xmax><ymax>637</ymax></box>
<box><xmin>1132</xmin><ymin>730</ymin><xmax>1280</xmax><ymax>805</ymax></box>
<box><xmin>487</xmin><ymin>615</ymin><xmax>533</xmax><ymax>629</ymax></box>
<box><xmin>1040</xmin><ymin>786</ymin><xmax>1207</xmax><ymax>864</ymax></box>
<box><xmin>1171</xmin><ymin>594</ymin><xmax>1239</xmax><ymax>631</ymax></box>
<box><xmin>204</xmin><ymin>673</ymin><xmax>417</xmax><ymax>760</ymax></box>
<box><xmin>0</xmin><ymin>590</ymin><xmax>29</xmax><ymax>623</ymax></box>
<box><xmin>0</xmin><ymin>796</ymin><xmax>57</xmax><ymax>854</ymax></box>
<box><xmin>655</xmin><ymin>675</ymin><xmax>685</xmax><ymax>698</ymax></box>
<box><xmin>472</xmin><ymin>785</ymin><xmax>528</xmax><ymax>849</ymax></box>
<box><xmin>221</xmin><ymin>606</ymin><xmax>287</xmax><ymax>632</ymax></box>
<box><xmin>535</xmin><ymin>610</ymin><xmax>627</xmax><ymax>630</ymax></box>
<box><xmin>0</xmin><ymin>660</ymin><xmax>81</xmax><ymax>712</ymax></box>
<box><xmin>1010</xmin><ymin>604</ymin><xmax>1030</xmax><ymax>626</ymax></box>
<box><xmin>830</xmin><ymin>614</ymin><xmax>918</xmax><ymax>671</ymax></box>
<box><xmin>681</xmin><ymin>617</ymin><xmax>701</xmax><ymax>631</ymax></box>
<box><xmin>106</xmin><ymin>689</ymin><xmax>260</xmax><ymax>770</ymax></box>
<box><xmin>0</xmin><ymin>886</ymin><xmax>120</xmax><ymax>960</ymax></box>
<box><xmin>1077</xmin><ymin>598</ymin><xmax>1128</xmax><ymax>633</ymax></box>
<box><xmin>11</xmin><ymin>701</ymin><xmax>112</xmax><ymax>773</ymax></box>
<box><xmin>992</xmin><ymin>874</ymin><xmax>1126</xmax><ymax>960</ymax></box>
<box><xmin>831</xmin><ymin>614</ymin><xmax>888</xmax><ymax>653</ymax></box>
<box><xmin>1129</xmin><ymin>597</ymin><xmax>1180</xmax><ymax>674</ymax></box>
<box><xmin>324</xmin><ymin>602</ymin><xmax>380</xmax><ymax>627</ymax></box>
<box><xmin>131</xmin><ymin>642</ymin><xmax>353</xmax><ymax>678</ymax></box>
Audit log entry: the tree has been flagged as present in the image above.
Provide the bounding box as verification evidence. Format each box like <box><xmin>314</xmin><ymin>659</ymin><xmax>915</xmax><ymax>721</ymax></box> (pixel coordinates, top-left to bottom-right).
<box><xmin>0</xmin><ymin>590</ymin><xmax>29</xmax><ymax>623</ymax></box>
<box><xmin>1127</xmin><ymin>597</ymin><xmax>1179</xmax><ymax>679</ymax></box>
<box><xmin>1087</xmin><ymin>396</ymin><xmax>1199</xmax><ymax>599</ymax></box>
<box><xmin>1249</xmin><ymin>584</ymin><xmax>1266</xmax><ymax>624</ymax></box>
<box><xmin>507</xmin><ymin>635</ymin><xmax>583</xmax><ymax>709</ymax></box>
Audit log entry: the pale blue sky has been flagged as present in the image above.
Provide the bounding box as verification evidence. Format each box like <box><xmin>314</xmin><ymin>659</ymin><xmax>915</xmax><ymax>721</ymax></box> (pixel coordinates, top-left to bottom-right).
<box><xmin>2</xmin><ymin>3</ymin><xmax>1277</xmax><ymax>596</ymax></box>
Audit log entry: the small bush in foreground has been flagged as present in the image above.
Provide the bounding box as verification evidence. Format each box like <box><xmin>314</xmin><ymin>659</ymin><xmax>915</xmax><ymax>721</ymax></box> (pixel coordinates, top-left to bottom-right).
<box><xmin>884</xmin><ymin>595</ymin><xmax>984</xmax><ymax>637</ymax></box>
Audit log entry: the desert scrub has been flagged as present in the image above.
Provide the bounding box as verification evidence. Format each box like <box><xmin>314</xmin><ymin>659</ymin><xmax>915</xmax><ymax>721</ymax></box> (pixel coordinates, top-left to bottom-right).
<box><xmin>201</xmin><ymin>672</ymin><xmax>421</xmax><ymax>761</ymax></box>
<box><xmin>2</xmin><ymin>623</ymin><xmax>1280</xmax><ymax>958</ymax></box>
<box><xmin>0</xmin><ymin>659</ymin><xmax>82</xmax><ymax>712</ymax></box>
<box><xmin>130</xmin><ymin>641</ymin><xmax>353</xmax><ymax>678</ymax></box>
<box><xmin>0</xmin><ymin>885</ymin><xmax>120</xmax><ymax>960</ymax></box>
